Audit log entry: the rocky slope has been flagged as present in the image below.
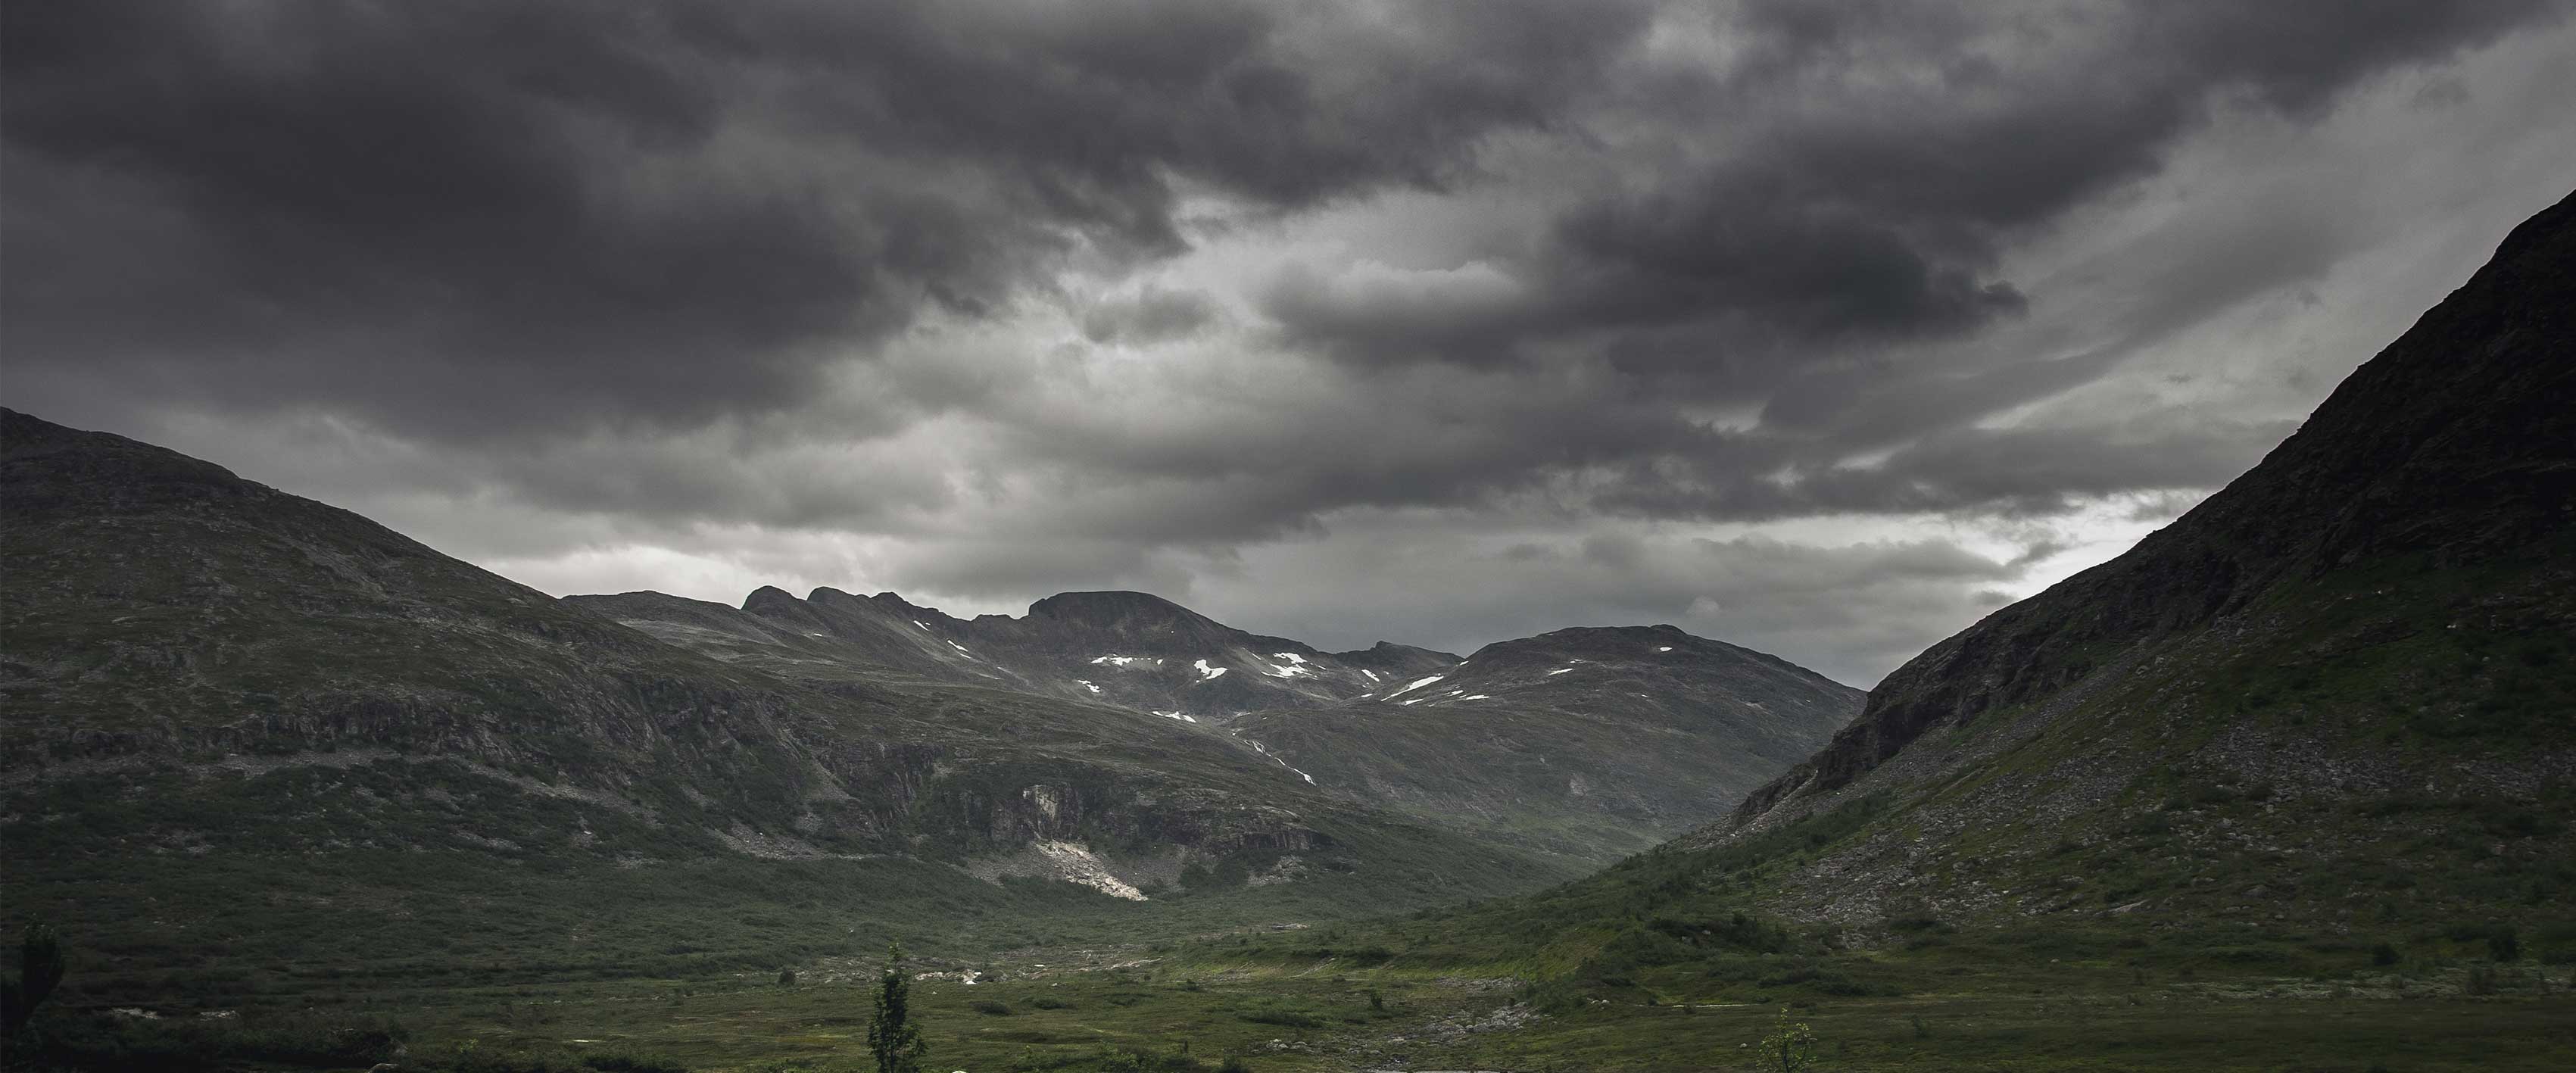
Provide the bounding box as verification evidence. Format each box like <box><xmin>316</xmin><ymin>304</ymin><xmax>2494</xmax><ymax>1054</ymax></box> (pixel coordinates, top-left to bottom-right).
<box><xmin>1689</xmin><ymin>189</ymin><xmax>2576</xmax><ymax>933</ymax></box>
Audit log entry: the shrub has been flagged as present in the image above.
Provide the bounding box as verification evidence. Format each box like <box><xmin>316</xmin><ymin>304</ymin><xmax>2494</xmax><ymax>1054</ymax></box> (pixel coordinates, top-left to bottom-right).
<box><xmin>2</xmin><ymin>923</ymin><xmax>67</xmax><ymax>1034</ymax></box>
<box><xmin>1756</xmin><ymin>1006</ymin><xmax>1820</xmax><ymax>1072</ymax></box>
<box><xmin>2372</xmin><ymin>942</ymin><xmax>2401</xmax><ymax>966</ymax></box>
<box><xmin>971</xmin><ymin>1000</ymin><xmax>1013</xmax><ymax>1016</ymax></box>
<box><xmin>2489</xmin><ymin>928</ymin><xmax>2522</xmax><ymax>963</ymax></box>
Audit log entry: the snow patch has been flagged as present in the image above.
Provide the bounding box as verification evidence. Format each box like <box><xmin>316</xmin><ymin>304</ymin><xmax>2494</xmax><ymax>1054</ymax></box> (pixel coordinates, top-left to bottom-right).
<box><xmin>1152</xmin><ymin>710</ymin><xmax>1199</xmax><ymax>723</ymax></box>
<box><xmin>912</xmin><ymin>619</ymin><xmax>929</xmax><ymax>630</ymax></box>
<box><xmin>1384</xmin><ymin>674</ymin><xmax>1444</xmax><ymax>698</ymax></box>
<box><xmin>1242</xmin><ymin>739</ymin><xmax>1317</xmax><ymax>785</ymax></box>
<box><xmin>1090</xmin><ymin>654</ymin><xmax>1146</xmax><ymax>667</ymax></box>
<box><xmin>1193</xmin><ymin>659</ymin><xmax>1227</xmax><ymax>680</ymax></box>
<box><xmin>1075</xmin><ymin>679</ymin><xmax>1102</xmax><ymax>694</ymax></box>
<box><xmin>1548</xmin><ymin>667</ymin><xmax>1574</xmax><ymax>675</ymax></box>
<box><xmin>1361</xmin><ymin>669</ymin><xmax>1380</xmax><ymax>682</ymax></box>
<box><xmin>1461</xmin><ymin>694</ymin><xmax>1491</xmax><ymax>700</ymax></box>
<box><xmin>948</xmin><ymin>641</ymin><xmax>974</xmax><ymax>655</ymax></box>
<box><xmin>1655</xmin><ymin>646</ymin><xmax>1673</xmax><ymax>653</ymax></box>
<box><xmin>1261</xmin><ymin>656</ymin><xmax>1313</xmax><ymax>678</ymax></box>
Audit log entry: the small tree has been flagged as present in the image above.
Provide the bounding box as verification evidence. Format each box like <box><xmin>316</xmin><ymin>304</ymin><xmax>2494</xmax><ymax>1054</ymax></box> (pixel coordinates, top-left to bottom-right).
<box><xmin>778</xmin><ymin>966</ymin><xmax>798</xmax><ymax>987</ymax></box>
<box><xmin>1757</xmin><ymin>1006</ymin><xmax>1818</xmax><ymax>1072</ymax></box>
<box><xmin>2</xmin><ymin>925</ymin><xmax>67</xmax><ymax>1034</ymax></box>
<box><xmin>867</xmin><ymin>943</ymin><xmax>928</xmax><ymax>1073</ymax></box>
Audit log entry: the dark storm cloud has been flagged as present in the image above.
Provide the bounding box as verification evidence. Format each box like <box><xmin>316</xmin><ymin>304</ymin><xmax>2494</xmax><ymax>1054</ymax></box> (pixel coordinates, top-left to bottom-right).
<box><xmin>0</xmin><ymin>0</ymin><xmax>1651</xmax><ymax>437</ymax></box>
<box><xmin>3</xmin><ymin>0</ymin><xmax>2565</xmax><ymax>684</ymax></box>
<box><xmin>1272</xmin><ymin>0</ymin><xmax>2553</xmax><ymax>382</ymax></box>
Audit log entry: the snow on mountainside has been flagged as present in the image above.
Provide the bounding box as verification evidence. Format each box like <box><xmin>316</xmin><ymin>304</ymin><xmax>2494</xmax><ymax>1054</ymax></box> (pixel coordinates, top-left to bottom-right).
<box><xmin>581</xmin><ymin>579</ymin><xmax>1868</xmax><ymax>862</ymax></box>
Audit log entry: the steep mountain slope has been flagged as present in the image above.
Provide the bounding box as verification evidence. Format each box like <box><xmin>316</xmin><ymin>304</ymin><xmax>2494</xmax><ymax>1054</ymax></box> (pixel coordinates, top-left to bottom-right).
<box><xmin>1233</xmin><ymin>625</ymin><xmax>1864</xmax><ymax>856</ymax></box>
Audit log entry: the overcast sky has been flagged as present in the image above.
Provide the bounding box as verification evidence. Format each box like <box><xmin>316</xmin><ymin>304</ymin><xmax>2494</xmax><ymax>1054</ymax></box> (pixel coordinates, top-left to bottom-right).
<box><xmin>7</xmin><ymin>2</ymin><xmax>2572</xmax><ymax>685</ymax></box>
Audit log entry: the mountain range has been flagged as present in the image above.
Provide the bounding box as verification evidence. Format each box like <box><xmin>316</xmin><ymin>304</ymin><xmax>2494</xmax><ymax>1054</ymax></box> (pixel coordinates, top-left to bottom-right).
<box><xmin>0</xmin><ymin>416</ymin><xmax>1857</xmax><ymax>1000</ymax></box>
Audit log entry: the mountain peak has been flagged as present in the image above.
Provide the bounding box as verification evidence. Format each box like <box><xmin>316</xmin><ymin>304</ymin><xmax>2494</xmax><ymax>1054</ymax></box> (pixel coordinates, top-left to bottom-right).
<box><xmin>1024</xmin><ymin>590</ymin><xmax>1207</xmax><ymax>628</ymax></box>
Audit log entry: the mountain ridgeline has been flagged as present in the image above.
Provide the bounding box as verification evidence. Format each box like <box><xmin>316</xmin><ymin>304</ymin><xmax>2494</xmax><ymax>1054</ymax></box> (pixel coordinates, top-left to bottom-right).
<box><xmin>0</xmin><ymin>411</ymin><xmax>1858</xmax><ymax>1003</ymax></box>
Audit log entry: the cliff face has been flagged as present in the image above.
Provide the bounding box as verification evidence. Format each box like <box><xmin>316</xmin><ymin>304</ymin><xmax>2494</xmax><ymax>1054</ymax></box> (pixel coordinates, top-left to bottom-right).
<box><xmin>1734</xmin><ymin>190</ymin><xmax>2576</xmax><ymax>829</ymax></box>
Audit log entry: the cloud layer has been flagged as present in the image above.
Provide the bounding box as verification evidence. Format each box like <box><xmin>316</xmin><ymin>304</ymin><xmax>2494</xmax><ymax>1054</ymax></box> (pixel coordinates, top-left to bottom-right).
<box><xmin>8</xmin><ymin>1</ymin><xmax>2571</xmax><ymax>684</ymax></box>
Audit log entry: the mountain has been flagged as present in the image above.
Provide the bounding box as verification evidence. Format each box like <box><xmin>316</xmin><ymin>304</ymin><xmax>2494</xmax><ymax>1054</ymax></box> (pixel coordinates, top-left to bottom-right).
<box><xmin>571</xmin><ymin>590</ymin><xmax>1860</xmax><ymax>861</ymax></box>
<box><xmin>0</xmin><ymin>408</ymin><xmax>1857</xmax><ymax>1009</ymax></box>
<box><xmin>1230</xmin><ymin>625</ymin><xmax>1864</xmax><ymax>856</ymax></box>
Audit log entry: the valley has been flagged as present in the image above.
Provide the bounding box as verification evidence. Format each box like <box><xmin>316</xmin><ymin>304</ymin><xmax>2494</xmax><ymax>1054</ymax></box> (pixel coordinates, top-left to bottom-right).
<box><xmin>5</xmin><ymin>182</ymin><xmax>2573</xmax><ymax>1073</ymax></box>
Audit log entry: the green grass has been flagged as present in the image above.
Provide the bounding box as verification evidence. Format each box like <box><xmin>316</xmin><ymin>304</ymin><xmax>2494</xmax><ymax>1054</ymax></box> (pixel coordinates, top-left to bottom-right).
<box><xmin>20</xmin><ymin>926</ymin><xmax>2571</xmax><ymax>1072</ymax></box>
